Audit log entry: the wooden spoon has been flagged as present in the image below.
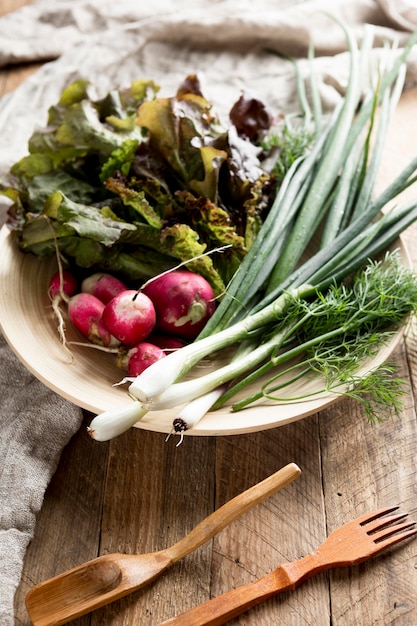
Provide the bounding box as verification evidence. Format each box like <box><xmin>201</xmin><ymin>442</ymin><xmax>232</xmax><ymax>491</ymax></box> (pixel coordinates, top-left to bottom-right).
<box><xmin>26</xmin><ymin>462</ymin><xmax>301</xmax><ymax>626</ymax></box>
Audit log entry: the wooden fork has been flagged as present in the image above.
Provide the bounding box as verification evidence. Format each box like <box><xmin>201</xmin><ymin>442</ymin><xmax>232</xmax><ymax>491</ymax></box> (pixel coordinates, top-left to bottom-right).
<box><xmin>160</xmin><ymin>506</ymin><xmax>417</xmax><ymax>626</ymax></box>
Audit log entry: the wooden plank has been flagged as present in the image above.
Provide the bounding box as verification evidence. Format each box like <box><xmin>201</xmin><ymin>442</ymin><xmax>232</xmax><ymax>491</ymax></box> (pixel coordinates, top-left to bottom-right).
<box><xmin>319</xmin><ymin>341</ymin><xmax>417</xmax><ymax>625</ymax></box>
<box><xmin>0</xmin><ymin>64</ymin><xmax>42</xmax><ymax>94</ymax></box>
<box><xmin>0</xmin><ymin>1</ymin><xmax>42</xmax><ymax>96</ymax></box>
<box><xmin>0</xmin><ymin>0</ymin><xmax>31</xmax><ymax>17</ymax></box>
<box><xmin>208</xmin><ymin>419</ymin><xmax>329</xmax><ymax>625</ymax></box>
<box><xmin>319</xmin><ymin>86</ymin><xmax>417</xmax><ymax>625</ymax></box>
<box><xmin>14</xmin><ymin>413</ymin><xmax>109</xmax><ymax>626</ymax></box>
<box><xmin>90</xmin><ymin>429</ymin><xmax>216</xmax><ymax>624</ymax></box>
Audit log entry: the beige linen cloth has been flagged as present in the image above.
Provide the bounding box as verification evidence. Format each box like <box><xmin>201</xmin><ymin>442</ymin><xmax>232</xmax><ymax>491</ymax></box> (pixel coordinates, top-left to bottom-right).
<box><xmin>0</xmin><ymin>0</ymin><xmax>417</xmax><ymax>623</ymax></box>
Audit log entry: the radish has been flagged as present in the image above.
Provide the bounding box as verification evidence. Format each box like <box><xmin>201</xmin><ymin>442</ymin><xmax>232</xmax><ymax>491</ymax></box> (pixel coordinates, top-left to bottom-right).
<box><xmin>96</xmin><ymin>316</ymin><xmax>120</xmax><ymax>348</ymax></box>
<box><xmin>81</xmin><ymin>272</ymin><xmax>127</xmax><ymax>304</ymax></box>
<box><xmin>118</xmin><ymin>341</ymin><xmax>166</xmax><ymax>376</ymax></box>
<box><xmin>48</xmin><ymin>269</ymin><xmax>79</xmax><ymax>350</ymax></box>
<box><xmin>143</xmin><ymin>270</ymin><xmax>216</xmax><ymax>340</ymax></box>
<box><xmin>48</xmin><ymin>269</ymin><xmax>78</xmax><ymax>301</ymax></box>
<box><xmin>102</xmin><ymin>290</ymin><xmax>156</xmax><ymax>345</ymax></box>
<box><xmin>68</xmin><ymin>293</ymin><xmax>118</xmax><ymax>347</ymax></box>
<box><xmin>148</xmin><ymin>334</ymin><xmax>186</xmax><ymax>352</ymax></box>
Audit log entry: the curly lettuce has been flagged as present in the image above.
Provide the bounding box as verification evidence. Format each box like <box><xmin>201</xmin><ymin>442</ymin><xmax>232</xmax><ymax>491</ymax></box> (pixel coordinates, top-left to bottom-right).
<box><xmin>1</xmin><ymin>75</ymin><xmax>278</xmax><ymax>296</ymax></box>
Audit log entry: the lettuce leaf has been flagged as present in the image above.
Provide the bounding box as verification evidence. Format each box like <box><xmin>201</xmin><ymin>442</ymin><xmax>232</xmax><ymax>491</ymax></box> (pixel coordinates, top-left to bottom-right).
<box><xmin>2</xmin><ymin>75</ymin><xmax>277</xmax><ymax>295</ymax></box>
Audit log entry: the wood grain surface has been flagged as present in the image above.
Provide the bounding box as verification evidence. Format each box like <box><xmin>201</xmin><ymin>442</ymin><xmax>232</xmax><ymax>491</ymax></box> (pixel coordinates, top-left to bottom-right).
<box><xmin>1</xmin><ymin>1</ymin><xmax>417</xmax><ymax>624</ymax></box>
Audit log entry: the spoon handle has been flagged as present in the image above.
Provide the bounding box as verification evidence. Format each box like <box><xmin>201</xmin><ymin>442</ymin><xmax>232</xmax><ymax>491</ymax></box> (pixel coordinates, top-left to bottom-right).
<box><xmin>165</xmin><ymin>462</ymin><xmax>301</xmax><ymax>562</ymax></box>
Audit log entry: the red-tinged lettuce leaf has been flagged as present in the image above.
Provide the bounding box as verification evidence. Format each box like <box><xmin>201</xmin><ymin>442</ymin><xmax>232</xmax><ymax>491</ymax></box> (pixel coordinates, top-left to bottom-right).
<box><xmin>229</xmin><ymin>90</ymin><xmax>274</xmax><ymax>141</ymax></box>
<box><xmin>135</xmin><ymin>92</ymin><xmax>227</xmax><ymax>202</ymax></box>
<box><xmin>190</xmin><ymin>144</ymin><xmax>227</xmax><ymax>202</ymax></box>
<box><xmin>159</xmin><ymin>223</ymin><xmax>226</xmax><ymax>296</ymax></box>
<box><xmin>216</xmin><ymin>127</ymin><xmax>266</xmax><ymax>211</ymax></box>
<box><xmin>242</xmin><ymin>174</ymin><xmax>272</xmax><ymax>249</ymax></box>
<box><xmin>105</xmin><ymin>176</ymin><xmax>163</xmax><ymax>228</ymax></box>
<box><xmin>175</xmin><ymin>190</ymin><xmax>246</xmax><ymax>283</ymax></box>
<box><xmin>130</xmin><ymin>221</ymin><xmax>226</xmax><ymax>296</ymax></box>
<box><xmin>176</xmin><ymin>74</ymin><xmax>205</xmax><ymax>98</ymax></box>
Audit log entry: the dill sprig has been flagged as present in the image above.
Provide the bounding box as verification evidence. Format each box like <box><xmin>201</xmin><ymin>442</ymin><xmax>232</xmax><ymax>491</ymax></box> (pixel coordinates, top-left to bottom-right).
<box><xmin>262</xmin><ymin>116</ymin><xmax>315</xmax><ymax>184</ymax></box>
<box><xmin>340</xmin><ymin>364</ymin><xmax>407</xmax><ymax>424</ymax></box>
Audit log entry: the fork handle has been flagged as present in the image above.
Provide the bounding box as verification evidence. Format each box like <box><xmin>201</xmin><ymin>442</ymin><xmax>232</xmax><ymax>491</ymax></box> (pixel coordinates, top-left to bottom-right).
<box><xmin>159</xmin><ymin>566</ymin><xmax>294</xmax><ymax>626</ymax></box>
<box><xmin>158</xmin><ymin>554</ymin><xmax>324</xmax><ymax>626</ymax></box>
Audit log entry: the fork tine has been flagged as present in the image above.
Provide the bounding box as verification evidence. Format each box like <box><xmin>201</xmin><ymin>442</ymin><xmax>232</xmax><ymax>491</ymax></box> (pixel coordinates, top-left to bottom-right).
<box><xmin>364</xmin><ymin>512</ymin><xmax>408</xmax><ymax>534</ymax></box>
<box><xmin>357</xmin><ymin>506</ymin><xmax>399</xmax><ymax>526</ymax></box>
<box><xmin>372</xmin><ymin>521</ymin><xmax>416</xmax><ymax>544</ymax></box>
<box><xmin>371</xmin><ymin>526</ymin><xmax>417</xmax><ymax>551</ymax></box>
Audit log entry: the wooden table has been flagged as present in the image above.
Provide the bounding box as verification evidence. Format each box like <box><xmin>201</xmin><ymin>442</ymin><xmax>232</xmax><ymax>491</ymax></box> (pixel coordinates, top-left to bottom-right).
<box><xmin>2</xmin><ymin>2</ymin><xmax>417</xmax><ymax>624</ymax></box>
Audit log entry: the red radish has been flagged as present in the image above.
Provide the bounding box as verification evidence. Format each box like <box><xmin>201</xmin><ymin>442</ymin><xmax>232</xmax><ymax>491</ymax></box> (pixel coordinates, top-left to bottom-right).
<box><xmin>143</xmin><ymin>270</ymin><xmax>216</xmax><ymax>340</ymax></box>
<box><xmin>48</xmin><ymin>269</ymin><xmax>78</xmax><ymax>301</ymax></box>
<box><xmin>148</xmin><ymin>334</ymin><xmax>186</xmax><ymax>352</ymax></box>
<box><xmin>96</xmin><ymin>316</ymin><xmax>121</xmax><ymax>348</ymax></box>
<box><xmin>49</xmin><ymin>269</ymin><xmax>79</xmax><ymax>350</ymax></box>
<box><xmin>102</xmin><ymin>290</ymin><xmax>156</xmax><ymax>345</ymax></box>
<box><xmin>68</xmin><ymin>293</ymin><xmax>118</xmax><ymax>347</ymax></box>
<box><xmin>119</xmin><ymin>342</ymin><xmax>166</xmax><ymax>376</ymax></box>
<box><xmin>81</xmin><ymin>272</ymin><xmax>127</xmax><ymax>304</ymax></box>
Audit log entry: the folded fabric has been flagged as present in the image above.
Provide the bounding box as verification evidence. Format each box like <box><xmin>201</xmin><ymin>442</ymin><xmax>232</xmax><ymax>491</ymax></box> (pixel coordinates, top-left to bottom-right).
<box><xmin>1</xmin><ymin>0</ymin><xmax>417</xmax><ymax>174</ymax></box>
<box><xmin>0</xmin><ymin>0</ymin><xmax>414</xmax><ymax>69</ymax></box>
<box><xmin>379</xmin><ymin>0</ymin><xmax>417</xmax><ymax>31</ymax></box>
<box><xmin>0</xmin><ymin>0</ymin><xmax>365</xmax><ymax>66</ymax></box>
<box><xmin>0</xmin><ymin>1</ymin><xmax>417</xmax><ymax>624</ymax></box>
<box><xmin>1</xmin><ymin>0</ymin><xmax>416</xmax><ymax>70</ymax></box>
<box><xmin>0</xmin><ymin>335</ymin><xmax>83</xmax><ymax>626</ymax></box>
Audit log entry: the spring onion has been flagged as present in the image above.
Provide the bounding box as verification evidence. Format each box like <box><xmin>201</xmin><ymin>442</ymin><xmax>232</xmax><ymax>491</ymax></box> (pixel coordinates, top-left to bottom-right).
<box><xmin>87</xmin><ymin>401</ymin><xmax>147</xmax><ymax>441</ymax></box>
